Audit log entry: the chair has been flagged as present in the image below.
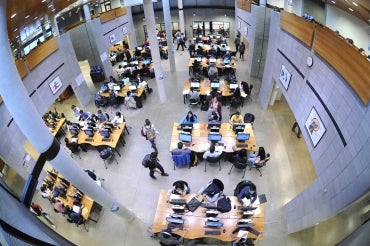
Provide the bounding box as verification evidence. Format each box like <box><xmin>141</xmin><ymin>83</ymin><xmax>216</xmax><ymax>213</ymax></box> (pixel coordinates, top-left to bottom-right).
<box><xmin>246</xmin><ymin>84</ymin><xmax>253</xmax><ymax>102</ymax></box>
<box><xmin>172</xmin><ymin>152</ymin><xmax>191</xmax><ymax>170</ymax></box>
<box><xmin>244</xmin><ymin>113</ymin><xmax>255</xmax><ymax>129</ymax></box>
<box><xmin>65</xmin><ymin>141</ymin><xmax>81</xmax><ymax>159</ymax></box>
<box><xmin>250</xmin><ymin>153</ymin><xmax>270</xmax><ymax>176</ymax></box>
<box><xmin>229</xmin><ymin>96</ymin><xmax>242</xmax><ymax>115</ymax></box>
<box><xmin>228</xmin><ymin>159</ymin><xmax>248</xmax><ymax>178</ymax></box>
<box><xmin>189</xmin><ymin>97</ymin><xmax>200</xmax><ymax>108</ymax></box>
<box><xmin>99</xmin><ymin>147</ymin><xmax>118</xmax><ymax>169</ymax></box>
<box><xmin>204</xmin><ymin>153</ymin><xmax>223</xmax><ymax>172</ymax></box>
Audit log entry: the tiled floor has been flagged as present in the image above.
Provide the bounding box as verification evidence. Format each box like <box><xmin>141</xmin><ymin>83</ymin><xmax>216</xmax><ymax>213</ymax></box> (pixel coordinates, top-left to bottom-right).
<box><xmin>32</xmin><ymin>44</ymin><xmax>316</xmax><ymax>245</ymax></box>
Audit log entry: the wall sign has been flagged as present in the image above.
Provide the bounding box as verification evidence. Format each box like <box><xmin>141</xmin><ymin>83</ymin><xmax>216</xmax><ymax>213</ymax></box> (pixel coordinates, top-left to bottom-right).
<box><xmin>122</xmin><ymin>27</ymin><xmax>128</xmax><ymax>35</ymax></box>
<box><xmin>109</xmin><ymin>34</ymin><xmax>116</xmax><ymax>44</ymax></box>
<box><xmin>279</xmin><ymin>64</ymin><xmax>291</xmax><ymax>90</ymax></box>
<box><xmin>305</xmin><ymin>107</ymin><xmax>326</xmax><ymax>147</ymax></box>
<box><xmin>49</xmin><ymin>76</ymin><xmax>63</xmax><ymax>95</ymax></box>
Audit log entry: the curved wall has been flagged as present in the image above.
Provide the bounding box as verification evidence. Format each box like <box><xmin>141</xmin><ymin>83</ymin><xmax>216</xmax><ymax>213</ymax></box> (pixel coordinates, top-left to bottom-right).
<box><xmin>260</xmin><ymin>10</ymin><xmax>370</xmax><ymax>233</ymax></box>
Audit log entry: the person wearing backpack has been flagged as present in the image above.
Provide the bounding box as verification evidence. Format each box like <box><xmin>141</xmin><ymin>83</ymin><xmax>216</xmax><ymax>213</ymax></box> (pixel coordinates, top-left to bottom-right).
<box><xmin>142</xmin><ymin>119</ymin><xmax>159</xmax><ymax>153</ymax></box>
<box><xmin>239</xmin><ymin>42</ymin><xmax>246</xmax><ymax>61</ymax></box>
<box><xmin>142</xmin><ymin>152</ymin><xmax>169</xmax><ymax>179</ymax></box>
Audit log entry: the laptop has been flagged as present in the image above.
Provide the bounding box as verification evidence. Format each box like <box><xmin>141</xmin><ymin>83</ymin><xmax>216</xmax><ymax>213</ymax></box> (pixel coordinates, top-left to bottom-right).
<box><xmin>229</xmin><ymin>83</ymin><xmax>238</xmax><ymax>90</ymax></box>
<box><xmin>190</xmin><ymin>82</ymin><xmax>200</xmax><ymax>88</ymax></box>
<box><xmin>128</xmin><ymin>85</ymin><xmax>137</xmax><ymax>91</ymax></box>
<box><xmin>113</xmin><ymin>85</ymin><xmax>121</xmax><ymax>91</ymax></box>
<box><xmin>210</xmin><ymin>82</ymin><xmax>220</xmax><ymax>89</ymax></box>
<box><xmin>209</xmin><ymin>58</ymin><xmax>217</xmax><ymax>63</ymax></box>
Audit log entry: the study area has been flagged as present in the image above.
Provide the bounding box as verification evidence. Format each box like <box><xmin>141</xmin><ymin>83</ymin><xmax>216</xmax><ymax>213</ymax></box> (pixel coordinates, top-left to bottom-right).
<box><xmin>1</xmin><ymin>0</ymin><xmax>369</xmax><ymax>245</ymax></box>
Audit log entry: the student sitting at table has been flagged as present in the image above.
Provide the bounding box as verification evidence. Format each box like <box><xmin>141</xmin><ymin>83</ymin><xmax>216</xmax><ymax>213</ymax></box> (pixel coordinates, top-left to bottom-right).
<box><xmin>231</xmin><ymin>148</ymin><xmax>248</xmax><ymax>164</ymax></box>
<box><xmin>111</xmin><ymin>111</ymin><xmax>125</xmax><ymax>126</ymax></box>
<box><xmin>96</xmin><ymin>110</ymin><xmax>110</xmax><ymax>123</ymax></box>
<box><xmin>125</xmin><ymin>91</ymin><xmax>137</xmax><ymax>109</ymax></box>
<box><xmin>230</xmin><ymin>111</ymin><xmax>244</xmax><ymax>124</ymax></box>
<box><xmin>168</xmin><ymin>180</ymin><xmax>191</xmax><ymax>196</ymax></box>
<box><xmin>248</xmin><ymin>146</ymin><xmax>266</xmax><ymax>166</ymax></box>
<box><xmin>158</xmin><ymin>228</ymin><xmax>186</xmax><ymax>246</ymax></box>
<box><xmin>208</xmin><ymin>111</ymin><xmax>220</xmax><ymax>124</ymax></box>
<box><xmin>198</xmin><ymin>178</ymin><xmax>224</xmax><ymax>203</ymax></box>
<box><xmin>78</xmin><ymin>109</ymin><xmax>91</xmax><ymax>121</ymax></box>
<box><xmin>202</xmin><ymin>144</ymin><xmax>222</xmax><ymax>160</ymax></box>
<box><xmin>188</xmin><ymin>87</ymin><xmax>200</xmax><ymax>103</ymax></box>
<box><xmin>180</xmin><ymin>111</ymin><xmax>198</xmax><ymax>124</ymax></box>
<box><xmin>172</xmin><ymin>142</ymin><xmax>197</xmax><ymax>167</ymax></box>
<box><xmin>208</xmin><ymin>63</ymin><xmax>218</xmax><ymax>79</ymax></box>
<box><xmin>236</xmin><ymin>181</ymin><xmax>257</xmax><ymax>205</ymax></box>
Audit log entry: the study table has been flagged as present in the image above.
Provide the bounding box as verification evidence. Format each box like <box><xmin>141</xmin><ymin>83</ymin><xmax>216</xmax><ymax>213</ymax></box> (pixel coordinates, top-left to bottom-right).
<box><xmin>188</xmin><ymin>58</ymin><xmax>236</xmax><ymax>76</ymax></box>
<box><xmin>46</xmin><ymin>117</ymin><xmax>66</xmax><ymax>137</ymax></box>
<box><xmin>66</xmin><ymin>122</ymin><xmax>126</xmax><ymax>157</ymax></box>
<box><xmin>169</xmin><ymin>122</ymin><xmax>258</xmax><ymax>153</ymax></box>
<box><xmin>182</xmin><ymin>78</ymin><xmax>247</xmax><ymax>104</ymax></box>
<box><xmin>152</xmin><ymin>190</ymin><xmax>264</xmax><ymax>241</ymax></box>
<box><xmin>44</xmin><ymin>170</ymin><xmax>94</xmax><ymax>221</ymax></box>
<box><xmin>100</xmin><ymin>82</ymin><xmax>146</xmax><ymax>99</ymax></box>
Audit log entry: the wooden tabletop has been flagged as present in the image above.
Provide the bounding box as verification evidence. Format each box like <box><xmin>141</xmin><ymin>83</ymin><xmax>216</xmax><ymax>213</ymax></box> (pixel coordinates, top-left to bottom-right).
<box><xmin>169</xmin><ymin>123</ymin><xmax>258</xmax><ymax>153</ymax></box>
<box><xmin>188</xmin><ymin>58</ymin><xmax>236</xmax><ymax>70</ymax></box>
<box><xmin>47</xmin><ymin>118</ymin><xmax>66</xmax><ymax>136</ymax></box>
<box><xmin>152</xmin><ymin>190</ymin><xmax>264</xmax><ymax>241</ymax></box>
<box><xmin>182</xmin><ymin>79</ymin><xmax>247</xmax><ymax>98</ymax></box>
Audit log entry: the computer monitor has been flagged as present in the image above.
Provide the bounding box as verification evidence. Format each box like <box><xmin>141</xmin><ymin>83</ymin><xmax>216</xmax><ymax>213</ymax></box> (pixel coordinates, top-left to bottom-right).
<box><xmin>143</xmin><ymin>59</ymin><xmax>151</xmax><ymax>65</ymax></box>
<box><xmin>130</xmin><ymin>60</ymin><xmax>139</xmax><ymax>65</ymax></box>
<box><xmin>122</xmin><ymin>77</ymin><xmax>130</xmax><ymax>84</ymax></box>
<box><xmin>181</xmin><ymin>123</ymin><xmax>193</xmax><ymax>133</ymax></box>
<box><xmin>229</xmin><ymin>83</ymin><xmax>238</xmax><ymax>90</ymax></box>
<box><xmin>208</xmin><ymin>133</ymin><xmax>222</xmax><ymax>142</ymax></box>
<box><xmin>233</xmin><ymin>123</ymin><xmax>246</xmax><ymax>133</ymax></box>
<box><xmin>208</xmin><ymin>123</ymin><xmax>221</xmax><ymax>132</ymax></box>
<box><xmin>128</xmin><ymin>85</ymin><xmax>137</xmax><ymax>91</ymax></box>
<box><xmin>216</xmin><ymin>35</ymin><xmax>221</xmax><ymax>39</ymax></box>
<box><xmin>190</xmin><ymin>82</ymin><xmax>200</xmax><ymax>88</ymax></box>
<box><xmin>209</xmin><ymin>58</ymin><xmax>217</xmax><ymax>63</ymax></box>
<box><xmin>84</xmin><ymin>129</ymin><xmax>94</xmax><ymax>137</ymax></box>
<box><xmin>195</xmin><ymin>57</ymin><xmax>202</xmax><ymax>62</ymax></box>
<box><xmin>179</xmin><ymin>132</ymin><xmax>192</xmax><ymax>143</ymax></box>
<box><xmin>137</xmin><ymin>46</ymin><xmax>142</xmax><ymax>50</ymax></box>
<box><xmin>70</xmin><ymin>128</ymin><xmax>79</xmax><ymax>137</ymax></box>
<box><xmin>113</xmin><ymin>85</ymin><xmax>121</xmax><ymax>91</ymax></box>
<box><xmin>237</xmin><ymin>132</ymin><xmax>250</xmax><ymax>142</ymax></box>
<box><xmin>223</xmin><ymin>58</ymin><xmax>231</xmax><ymax>64</ymax></box>
<box><xmin>99</xmin><ymin>129</ymin><xmax>110</xmax><ymax>139</ymax></box>
<box><xmin>210</xmin><ymin>81</ymin><xmax>220</xmax><ymax>89</ymax></box>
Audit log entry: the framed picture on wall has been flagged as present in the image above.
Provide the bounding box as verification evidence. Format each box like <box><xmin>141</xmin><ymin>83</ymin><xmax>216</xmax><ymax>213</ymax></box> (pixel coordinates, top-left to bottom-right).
<box><xmin>279</xmin><ymin>64</ymin><xmax>291</xmax><ymax>90</ymax></box>
<box><xmin>109</xmin><ymin>34</ymin><xmax>116</xmax><ymax>44</ymax></box>
<box><xmin>49</xmin><ymin>76</ymin><xmax>63</xmax><ymax>95</ymax></box>
<box><xmin>305</xmin><ymin>107</ymin><xmax>326</xmax><ymax>147</ymax></box>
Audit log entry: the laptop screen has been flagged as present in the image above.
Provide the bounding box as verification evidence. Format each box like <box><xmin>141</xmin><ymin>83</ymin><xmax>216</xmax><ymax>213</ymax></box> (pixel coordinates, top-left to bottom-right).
<box><xmin>128</xmin><ymin>85</ymin><xmax>137</xmax><ymax>91</ymax></box>
<box><xmin>237</xmin><ymin>132</ymin><xmax>250</xmax><ymax>141</ymax></box>
<box><xmin>209</xmin><ymin>58</ymin><xmax>217</xmax><ymax>63</ymax></box>
<box><xmin>211</xmin><ymin>82</ymin><xmax>220</xmax><ymax>88</ymax></box>
<box><xmin>195</xmin><ymin>57</ymin><xmax>202</xmax><ymax>62</ymax></box>
<box><xmin>208</xmin><ymin>133</ymin><xmax>222</xmax><ymax>141</ymax></box>
<box><xmin>229</xmin><ymin>83</ymin><xmax>238</xmax><ymax>90</ymax></box>
<box><xmin>179</xmin><ymin>132</ymin><xmax>192</xmax><ymax>142</ymax></box>
<box><xmin>190</xmin><ymin>82</ymin><xmax>200</xmax><ymax>88</ymax></box>
<box><xmin>113</xmin><ymin>85</ymin><xmax>121</xmax><ymax>91</ymax></box>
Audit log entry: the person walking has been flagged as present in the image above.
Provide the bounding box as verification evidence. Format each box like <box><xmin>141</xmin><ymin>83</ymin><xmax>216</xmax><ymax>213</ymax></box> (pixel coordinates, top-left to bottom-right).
<box><xmin>142</xmin><ymin>152</ymin><xmax>169</xmax><ymax>179</ymax></box>
<box><xmin>142</xmin><ymin>119</ymin><xmax>159</xmax><ymax>153</ymax></box>
<box><xmin>234</xmin><ymin>35</ymin><xmax>240</xmax><ymax>55</ymax></box>
<box><xmin>292</xmin><ymin>121</ymin><xmax>301</xmax><ymax>138</ymax></box>
<box><xmin>239</xmin><ymin>42</ymin><xmax>245</xmax><ymax>61</ymax></box>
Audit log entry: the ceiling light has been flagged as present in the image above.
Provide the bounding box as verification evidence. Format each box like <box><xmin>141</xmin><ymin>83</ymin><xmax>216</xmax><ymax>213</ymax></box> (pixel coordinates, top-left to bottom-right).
<box><xmin>348</xmin><ymin>8</ymin><xmax>353</xmax><ymax>11</ymax></box>
<box><xmin>25</xmin><ymin>15</ymin><xmax>30</xmax><ymax>19</ymax></box>
<box><xmin>41</xmin><ymin>0</ymin><xmax>46</xmax><ymax>2</ymax></box>
<box><xmin>34</xmin><ymin>16</ymin><xmax>38</xmax><ymax>20</ymax></box>
<box><xmin>11</xmin><ymin>13</ymin><xmax>16</xmax><ymax>18</ymax></box>
<box><xmin>52</xmin><ymin>8</ymin><xmax>56</xmax><ymax>12</ymax></box>
<box><xmin>48</xmin><ymin>4</ymin><xmax>53</xmax><ymax>8</ymax></box>
<box><xmin>352</xmin><ymin>2</ymin><xmax>358</xmax><ymax>6</ymax></box>
<box><xmin>331</xmin><ymin>1</ymin><xmax>336</xmax><ymax>4</ymax></box>
<box><xmin>14</xmin><ymin>28</ymin><xmax>18</xmax><ymax>32</ymax></box>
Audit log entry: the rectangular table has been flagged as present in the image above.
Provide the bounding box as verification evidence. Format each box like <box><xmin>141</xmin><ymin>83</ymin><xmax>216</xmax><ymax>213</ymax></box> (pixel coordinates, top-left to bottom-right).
<box><xmin>169</xmin><ymin>122</ymin><xmax>258</xmax><ymax>153</ymax></box>
<box><xmin>67</xmin><ymin>122</ymin><xmax>126</xmax><ymax>156</ymax></box>
<box><xmin>152</xmin><ymin>190</ymin><xmax>264</xmax><ymax>241</ymax></box>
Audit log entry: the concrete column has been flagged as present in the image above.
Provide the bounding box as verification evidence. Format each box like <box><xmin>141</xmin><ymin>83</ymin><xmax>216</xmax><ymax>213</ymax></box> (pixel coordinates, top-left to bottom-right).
<box><xmin>83</xmin><ymin>3</ymin><xmax>91</xmax><ymax>21</ymax></box>
<box><xmin>143</xmin><ymin>0</ymin><xmax>166</xmax><ymax>102</ymax></box>
<box><xmin>162</xmin><ymin>0</ymin><xmax>176</xmax><ymax>72</ymax></box>
<box><xmin>126</xmin><ymin>6</ymin><xmax>138</xmax><ymax>49</ymax></box>
<box><xmin>0</xmin><ymin>1</ymin><xmax>134</xmax><ymax>221</ymax></box>
<box><xmin>177</xmin><ymin>0</ymin><xmax>185</xmax><ymax>34</ymax></box>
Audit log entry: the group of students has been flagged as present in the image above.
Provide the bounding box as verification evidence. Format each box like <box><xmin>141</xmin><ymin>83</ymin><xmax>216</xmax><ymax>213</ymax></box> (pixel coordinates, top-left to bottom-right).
<box><xmin>156</xmin><ymin>179</ymin><xmax>258</xmax><ymax>245</ymax></box>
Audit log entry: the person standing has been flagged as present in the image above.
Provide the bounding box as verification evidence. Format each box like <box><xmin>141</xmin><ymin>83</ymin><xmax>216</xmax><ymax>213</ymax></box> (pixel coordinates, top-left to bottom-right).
<box><xmin>234</xmin><ymin>35</ymin><xmax>240</xmax><ymax>55</ymax></box>
<box><xmin>142</xmin><ymin>119</ymin><xmax>159</xmax><ymax>153</ymax></box>
<box><xmin>188</xmin><ymin>40</ymin><xmax>195</xmax><ymax>57</ymax></box>
<box><xmin>239</xmin><ymin>42</ymin><xmax>245</xmax><ymax>61</ymax></box>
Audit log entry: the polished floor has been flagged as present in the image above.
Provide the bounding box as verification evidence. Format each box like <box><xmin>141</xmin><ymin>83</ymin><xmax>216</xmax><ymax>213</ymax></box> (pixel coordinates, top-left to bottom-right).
<box><xmin>32</xmin><ymin>42</ymin><xmax>317</xmax><ymax>245</ymax></box>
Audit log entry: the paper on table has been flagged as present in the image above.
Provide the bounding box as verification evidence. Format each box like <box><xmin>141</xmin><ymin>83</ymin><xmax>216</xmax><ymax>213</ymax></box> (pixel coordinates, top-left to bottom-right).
<box><xmin>183</xmin><ymin>89</ymin><xmax>190</xmax><ymax>95</ymax></box>
<box><xmin>237</xmin><ymin>230</ymin><xmax>249</xmax><ymax>238</ymax></box>
<box><xmin>193</xmin><ymin>123</ymin><xmax>200</xmax><ymax>129</ymax></box>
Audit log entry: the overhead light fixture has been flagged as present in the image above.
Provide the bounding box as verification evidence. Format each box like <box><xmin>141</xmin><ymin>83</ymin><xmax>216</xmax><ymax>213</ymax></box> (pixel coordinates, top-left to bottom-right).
<box><xmin>25</xmin><ymin>15</ymin><xmax>30</xmax><ymax>19</ymax></box>
<box><xmin>11</xmin><ymin>13</ymin><xmax>16</xmax><ymax>19</ymax></box>
<box><xmin>41</xmin><ymin>0</ymin><xmax>46</xmax><ymax>2</ymax></box>
<box><xmin>331</xmin><ymin>1</ymin><xmax>336</xmax><ymax>4</ymax></box>
<box><xmin>14</xmin><ymin>28</ymin><xmax>18</xmax><ymax>32</ymax></box>
<box><xmin>348</xmin><ymin>8</ymin><xmax>353</xmax><ymax>11</ymax></box>
<box><xmin>352</xmin><ymin>2</ymin><xmax>358</xmax><ymax>7</ymax></box>
<box><xmin>34</xmin><ymin>16</ymin><xmax>38</xmax><ymax>20</ymax></box>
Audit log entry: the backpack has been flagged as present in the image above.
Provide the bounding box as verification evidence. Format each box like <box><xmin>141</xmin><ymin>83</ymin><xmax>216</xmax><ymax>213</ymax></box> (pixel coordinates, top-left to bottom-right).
<box><xmin>142</xmin><ymin>154</ymin><xmax>152</xmax><ymax>168</ymax></box>
<box><xmin>136</xmin><ymin>100</ymin><xmax>143</xmax><ymax>108</ymax></box>
<box><xmin>146</xmin><ymin>126</ymin><xmax>156</xmax><ymax>141</ymax></box>
<box><xmin>99</xmin><ymin>147</ymin><xmax>113</xmax><ymax>159</ymax></box>
<box><xmin>141</xmin><ymin>126</ymin><xmax>146</xmax><ymax>137</ymax></box>
<box><xmin>217</xmin><ymin>195</ymin><xmax>232</xmax><ymax>213</ymax></box>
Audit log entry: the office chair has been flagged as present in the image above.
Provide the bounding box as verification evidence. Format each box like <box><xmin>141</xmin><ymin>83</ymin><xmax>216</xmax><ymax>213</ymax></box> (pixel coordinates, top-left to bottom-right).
<box><xmin>250</xmin><ymin>153</ymin><xmax>270</xmax><ymax>176</ymax></box>
<box><xmin>189</xmin><ymin>97</ymin><xmax>200</xmax><ymax>108</ymax></box>
<box><xmin>65</xmin><ymin>140</ymin><xmax>81</xmax><ymax>159</ymax></box>
<box><xmin>246</xmin><ymin>84</ymin><xmax>253</xmax><ymax>102</ymax></box>
<box><xmin>229</xmin><ymin>96</ymin><xmax>242</xmax><ymax>116</ymax></box>
<box><xmin>228</xmin><ymin>159</ymin><xmax>249</xmax><ymax>178</ymax></box>
<box><xmin>172</xmin><ymin>151</ymin><xmax>191</xmax><ymax>170</ymax></box>
<box><xmin>244</xmin><ymin>113</ymin><xmax>255</xmax><ymax>129</ymax></box>
<box><xmin>99</xmin><ymin>147</ymin><xmax>118</xmax><ymax>169</ymax></box>
<box><xmin>204</xmin><ymin>153</ymin><xmax>223</xmax><ymax>172</ymax></box>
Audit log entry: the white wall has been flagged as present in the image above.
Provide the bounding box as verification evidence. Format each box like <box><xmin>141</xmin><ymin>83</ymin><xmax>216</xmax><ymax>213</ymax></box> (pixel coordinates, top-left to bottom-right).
<box><xmin>267</xmin><ymin>0</ymin><xmax>284</xmax><ymax>8</ymax></box>
<box><xmin>326</xmin><ymin>5</ymin><xmax>370</xmax><ymax>55</ymax></box>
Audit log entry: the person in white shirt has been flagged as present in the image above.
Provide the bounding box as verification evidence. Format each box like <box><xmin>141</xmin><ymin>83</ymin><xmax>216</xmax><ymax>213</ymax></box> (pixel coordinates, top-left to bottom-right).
<box><xmin>111</xmin><ymin>112</ymin><xmax>125</xmax><ymax>126</ymax></box>
<box><xmin>202</xmin><ymin>144</ymin><xmax>222</xmax><ymax>159</ymax></box>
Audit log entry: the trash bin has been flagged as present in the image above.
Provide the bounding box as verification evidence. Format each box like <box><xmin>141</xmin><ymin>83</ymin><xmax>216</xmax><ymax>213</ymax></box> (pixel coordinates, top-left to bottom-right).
<box><xmin>90</xmin><ymin>65</ymin><xmax>105</xmax><ymax>82</ymax></box>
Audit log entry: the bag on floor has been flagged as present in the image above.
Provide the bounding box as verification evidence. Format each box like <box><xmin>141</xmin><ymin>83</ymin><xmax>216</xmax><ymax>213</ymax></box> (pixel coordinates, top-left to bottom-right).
<box><xmin>136</xmin><ymin>100</ymin><xmax>143</xmax><ymax>108</ymax></box>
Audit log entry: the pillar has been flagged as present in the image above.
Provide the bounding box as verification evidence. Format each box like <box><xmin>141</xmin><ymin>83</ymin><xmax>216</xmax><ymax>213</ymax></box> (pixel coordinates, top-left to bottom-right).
<box><xmin>0</xmin><ymin>1</ymin><xmax>134</xmax><ymax>221</ymax></box>
<box><xmin>143</xmin><ymin>0</ymin><xmax>166</xmax><ymax>102</ymax></box>
<box><xmin>83</xmin><ymin>2</ymin><xmax>91</xmax><ymax>21</ymax></box>
<box><xmin>126</xmin><ymin>6</ymin><xmax>138</xmax><ymax>49</ymax></box>
<box><xmin>177</xmin><ymin>0</ymin><xmax>185</xmax><ymax>34</ymax></box>
<box><xmin>162</xmin><ymin>0</ymin><xmax>176</xmax><ymax>72</ymax></box>
<box><xmin>53</xmin><ymin>15</ymin><xmax>60</xmax><ymax>36</ymax></box>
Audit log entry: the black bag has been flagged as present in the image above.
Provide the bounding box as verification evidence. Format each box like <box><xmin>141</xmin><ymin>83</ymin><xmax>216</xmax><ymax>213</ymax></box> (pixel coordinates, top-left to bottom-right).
<box><xmin>136</xmin><ymin>100</ymin><xmax>143</xmax><ymax>108</ymax></box>
<box><xmin>142</xmin><ymin>154</ymin><xmax>151</xmax><ymax>168</ymax></box>
<box><xmin>100</xmin><ymin>148</ymin><xmax>112</xmax><ymax>159</ymax></box>
<box><xmin>150</xmin><ymin>72</ymin><xmax>155</xmax><ymax>78</ymax></box>
<box><xmin>162</xmin><ymin>53</ymin><xmax>168</xmax><ymax>59</ymax></box>
<box><xmin>201</xmin><ymin>100</ymin><xmax>209</xmax><ymax>111</ymax></box>
<box><xmin>146</xmin><ymin>86</ymin><xmax>153</xmax><ymax>94</ymax></box>
<box><xmin>217</xmin><ymin>195</ymin><xmax>231</xmax><ymax>213</ymax></box>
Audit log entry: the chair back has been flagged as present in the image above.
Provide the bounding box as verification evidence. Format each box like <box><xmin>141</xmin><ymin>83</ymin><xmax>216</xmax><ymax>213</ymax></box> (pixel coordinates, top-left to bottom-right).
<box><xmin>172</xmin><ymin>152</ymin><xmax>190</xmax><ymax>167</ymax></box>
<box><xmin>206</xmin><ymin>154</ymin><xmax>223</xmax><ymax>163</ymax></box>
<box><xmin>212</xmin><ymin>178</ymin><xmax>224</xmax><ymax>191</ymax></box>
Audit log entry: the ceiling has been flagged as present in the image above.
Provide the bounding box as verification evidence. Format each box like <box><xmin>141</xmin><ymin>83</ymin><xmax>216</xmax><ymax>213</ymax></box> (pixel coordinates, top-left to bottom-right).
<box><xmin>5</xmin><ymin>0</ymin><xmax>370</xmax><ymax>44</ymax></box>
